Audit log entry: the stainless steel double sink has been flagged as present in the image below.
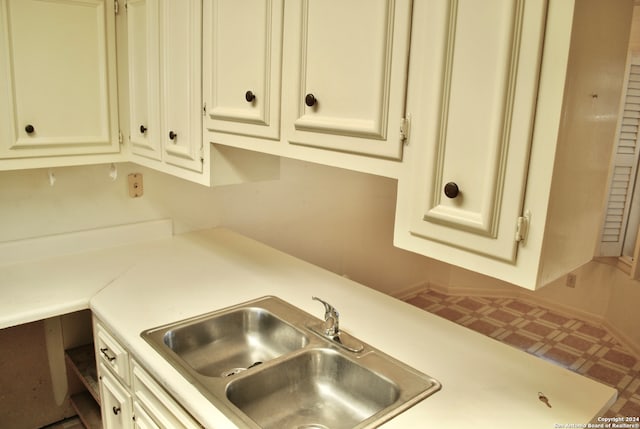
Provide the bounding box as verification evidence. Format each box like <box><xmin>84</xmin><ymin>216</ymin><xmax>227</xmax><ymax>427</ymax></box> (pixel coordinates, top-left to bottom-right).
<box><xmin>141</xmin><ymin>296</ymin><xmax>441</xmax><ymax>428</ymax></box>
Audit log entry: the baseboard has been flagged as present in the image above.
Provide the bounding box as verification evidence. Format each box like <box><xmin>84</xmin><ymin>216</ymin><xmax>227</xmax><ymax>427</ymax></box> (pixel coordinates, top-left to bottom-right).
<box><xmin>602</xmin><ymin>319</ymin><xmax>640</xmax><ymax>359</ymax></box>
<box><xmin>389</xmin><ymin>282</ymin><xmax>429</xmax><ymax>300</ymax></box>
<box><xmin>428</xmin><ymin>282</ymin><xmax>518</xmax><ymax>299</ymax></box>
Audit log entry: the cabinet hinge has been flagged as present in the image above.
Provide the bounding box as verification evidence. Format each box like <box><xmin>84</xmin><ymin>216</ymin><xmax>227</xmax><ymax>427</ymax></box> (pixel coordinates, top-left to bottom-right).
<box><xmin>200</xmin><ymin>145</ymin><xmax>204</xmax><ymax>162</ymax></box>
<box><xmin>118</xmin><ymin>130</ymin><xmax>123</xmax><ymax>145</ymax></box>
<box><xmin>515</xmin><ymin>210</ymin><xmax>531</xmax><ymax>243</ymax></box>
<box><xmin>203</xmin><ymin>102</ymin><xmax>207</xmax><ymax>116</ymax></box>
<box><xmin>114</xmin><ymin>0</ymin><xmax>120</xmax><ymax>14</ymax></box>
<box><xmin>400</xmin><ymin>116</ymin><xmax>411</xmax><ymax>143</ymax></box>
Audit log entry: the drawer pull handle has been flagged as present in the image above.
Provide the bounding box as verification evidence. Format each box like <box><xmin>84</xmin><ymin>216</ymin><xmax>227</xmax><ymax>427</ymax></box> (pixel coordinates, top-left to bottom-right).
<box><xmin>100</xmin><ymin>347</ymin><xmax>116</xmax><ymax>362</ymax></box>
<box><xmin>112</xmin><ymin>406</ymin><xmax>121</xmax><ymax>415</ymax></box>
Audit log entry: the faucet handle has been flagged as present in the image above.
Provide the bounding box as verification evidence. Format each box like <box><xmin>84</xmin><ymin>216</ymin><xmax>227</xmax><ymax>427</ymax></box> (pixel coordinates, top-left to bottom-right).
<box><xmin>312</xmin><ymin>296</ymin><xmax>339</xmax><ymax>336</ymax></box>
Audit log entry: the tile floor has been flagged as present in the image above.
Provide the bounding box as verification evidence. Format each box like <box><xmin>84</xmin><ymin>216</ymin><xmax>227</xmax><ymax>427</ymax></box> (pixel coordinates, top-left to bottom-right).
<box><xmin>405</xmin><ymin>289</ymin><xmax>640</xmax><ymax>419</ymax></box>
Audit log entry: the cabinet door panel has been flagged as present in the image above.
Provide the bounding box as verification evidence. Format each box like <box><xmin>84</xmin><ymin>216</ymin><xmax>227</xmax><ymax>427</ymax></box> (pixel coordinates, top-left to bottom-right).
<box><xmin>127</xmin><ymin>0</ymin><xmax>161</xmax><ymax>160</ymax></box>
<box><xmin>407</xmin><ymin>0</ymin><xmax>547</xmax><ymax>262</ymax></box>
<box><xmin>100</xmin><ymin>364</ymin><xmax>134</xmax><ymax>429</ymax></box>
<box><xmin>283</xmin><ymin>0</ymin><xmax>411</xmax><ymax>159</ymax></box>
<box><xmin>0</xmin><ymin>0</ymin><xmax>118</xmax><ymax>157</ymax></box>
<box><xmin>160</xmin><ymin>0</ymin><xmax>202</xmax><ymax>172</ymax></box>
<box><xmin>204</xmin><ymin>0</ymin><xmax>283</xmax><ymax>139</ymax></box>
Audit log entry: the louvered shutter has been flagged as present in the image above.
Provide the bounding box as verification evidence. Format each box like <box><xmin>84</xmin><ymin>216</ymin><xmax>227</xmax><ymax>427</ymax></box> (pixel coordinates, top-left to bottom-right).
<box><xmin>599</xmin><ymin>54</ymin><xmax>640</xmax><ymax>256</ymax></box>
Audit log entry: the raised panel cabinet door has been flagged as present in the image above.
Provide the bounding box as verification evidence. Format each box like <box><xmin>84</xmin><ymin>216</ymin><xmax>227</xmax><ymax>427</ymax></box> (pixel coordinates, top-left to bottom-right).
<box><xmin>127</xmin><ymin>0</ymin><xmax>162</xmax><ymax>160</ymax></box>
<box><xmin>0</xmin><ymin>0</ymin><xmax>118</xmax><ymax>158</ymax></box>
<box><xmin>133</xmin><ymin>403</ymin><xmax>161</xmax><ymax>429</ymax></box>
<box><xmin>203</xmin><ymin>0</ymin><xmax>283</xmax><ymax>140</ymax></box>
<box><xmin>100</xmin><ymin>364</ymin><xmax>134</xmax><ymax>429</ymax></box>
<box><xmin>406</xmin><ymin>0</ymin><xmax>547</xmax><ymax>262</ymax></box>
<box><xmin>160</xmin><ymin>0</ymin><xmax>203</xmax><ymax>172</ymax></box>
<box><xmin>282</xmin><ymin>0</ymin><xmax>412</xmax><ymax>159</ymax></box>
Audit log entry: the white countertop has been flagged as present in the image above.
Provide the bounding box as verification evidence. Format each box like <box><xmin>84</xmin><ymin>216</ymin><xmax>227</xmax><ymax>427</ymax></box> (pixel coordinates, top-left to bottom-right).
<box><xmin>86</xmin><ymin>228</ymin><xmax>617</xmax><ymax>429</ymax></box>
<box><xmin>0</xmin><ymin>220</ymin><xmax>173</xmax><ymax>329</ymax></box>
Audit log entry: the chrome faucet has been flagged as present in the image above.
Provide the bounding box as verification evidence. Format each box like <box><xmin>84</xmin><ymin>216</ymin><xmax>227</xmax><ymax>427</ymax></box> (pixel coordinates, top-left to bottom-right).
<box><xmin>310</xmin><ymin>296</ymin><xmax>363</xmax><ymax>353</ymax></box>
<box><xmin>312</xmin><ymin>296</ymin><xmax>339</xmax><ymax>337</ymax></box>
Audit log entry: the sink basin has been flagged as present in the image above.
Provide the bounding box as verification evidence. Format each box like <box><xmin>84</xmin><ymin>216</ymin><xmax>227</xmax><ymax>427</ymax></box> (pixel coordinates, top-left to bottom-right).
<box><xmin>160</xmin><ymin>307</ymin><xmax>308</xmax><ymax>377</ymax></box>
<box><xmin>141</xmin><ymin>296</ymin><xmax>441</xmax><ymax>428</ymax></box>
<box><xmin>226</xmin><ymin>348</ymin><xmax>401</xmax><ymax>429</ymax></box>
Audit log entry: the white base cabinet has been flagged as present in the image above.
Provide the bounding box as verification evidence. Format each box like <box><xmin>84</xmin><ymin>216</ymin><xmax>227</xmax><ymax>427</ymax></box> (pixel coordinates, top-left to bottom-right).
<box><xmin>94</xmin><ymin>318</ymin><xmax>203</xmax><ymax>429</ymax></box>
<box><xmin>100</xmin><ymin>363</ymin><xmax>134</xmax><ymax>429</ymax></box>
<box><xmin>395</xmin><ymin>0</ymin><xmax>634</xmax><ymax>289</ymax></box>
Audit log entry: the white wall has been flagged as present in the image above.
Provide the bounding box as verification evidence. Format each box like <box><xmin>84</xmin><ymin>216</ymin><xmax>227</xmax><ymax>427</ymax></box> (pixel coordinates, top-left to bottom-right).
<box><xmin>0</xmin><ymin>159</ymin><xmax>433</xmax><ymax>295</ymax></box>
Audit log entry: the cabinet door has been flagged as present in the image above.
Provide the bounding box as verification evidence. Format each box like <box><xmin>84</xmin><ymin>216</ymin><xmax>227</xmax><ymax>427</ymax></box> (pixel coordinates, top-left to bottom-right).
<box><xmin>0</xmin><ymin>0</ymin><xmax>118</xmax><ymax>158</ymax></box>
<box><xmin>160</xmin><ymin>0</ymin><xmax>203</xmax><ymax>172</ymax></box>
<box><xmin>132</xmin><ymin>361</ymin><xmax>202</xmax><ymax>429</ymax></box>
<box><xmin>133</xmin><ymin>403</ymin><xmax>161</xmax><ymax>429</ymax></box>
<box><xmin>282</xmin><ymin>0</ymin><xmax>412</xmax><ymax>159</ymax></box>
<box><xmin>203</xmin><ymin>0</ymin><xmax>283</xmax><ymax>140</ymax></box>
<box><xmin>404</xmin><ymin>0</ymin><xmax>547</xmax><ymax>262</ymax></box>
<box><xmin>127</xmin><ymin>0</ymin><xmax>161</xmax><ymax>160</ymax></box>
<box><xmin>100</xmin><ymin>364</ymin><xmax>134</xmax><ymax>429</ymax></box>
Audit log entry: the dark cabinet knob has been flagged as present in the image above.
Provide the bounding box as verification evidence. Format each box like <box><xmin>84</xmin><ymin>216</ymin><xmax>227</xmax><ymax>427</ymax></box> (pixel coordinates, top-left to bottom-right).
<box><xmin>305</xmin><ymin>93</ymin><xmax>317</xmax><ymax>107</ymax></box>
<box><xmin>245</xmin><ymin>90</ymin><xmax>255</xmax><ymax>102</ymax></box>
<box><xmin>25</xmin><ymin>124</ymin><xmax>35</xmax><ymax>134</ymax></box>
<box><xmin>139</xmin><ymin>125</ymin><xmax>147</xmax><ymax>134</ymax></box>
<box><xmin>444</xmin><ymin>182</ymin><xmax>460</xmax><ymax>199</ymax></box>
<box><xmin>112</xmin><ymin>406</ymin><xmax>121</xmax><ymax>415</ymax></box>
<box><xmin>169</xmin><ymin>131</ymin><xmax>177</xmax><ymax>140</ymax></box>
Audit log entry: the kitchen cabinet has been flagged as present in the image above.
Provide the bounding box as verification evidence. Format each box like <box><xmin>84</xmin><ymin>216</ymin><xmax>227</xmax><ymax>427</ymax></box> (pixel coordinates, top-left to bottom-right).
<box><xmin>131</xmin><ymin>360</ymin><xmax>202</xmax><ymax>429</ymax></box>
<box><xmin>100</xmin><ymin>364</ymin><xmax>134</xmax><ymax>429</ymax></box>
<box><xmin>0</xmin><ymin>0</ymin><xmax>119</xmax><ymax>162</ymax></box>
<box><xmin>126</xmin><ymin>0</ymin><xmax>204</xmax><ymax>177</ymax></box>
<box><xmin>203</xmin><ymin>0</ymin><xmax>283</xmax><ymax>140</ymax></box>
<box><xmin>282</xmin><ymin>0</ymin><xmax>412</xmax><ymax>159</ymax></box>
<box><xmin>204</xmin><ymin>0</ymin><xmax>412</xmax><ymax>177</ymax></box>
<box><xmin>395</xmin><ymin>0</ymin><xmax>633</xmax><ymax>289</ymax></box>
<box><xmin>95</xmin><ymin>318</ymin><xmax>202</xmax><ymax>429</ymax></box>
<box><xmin>400</xmin><ymin>0</ymin><xmax>547</xmax><ymax>263</ymax></box>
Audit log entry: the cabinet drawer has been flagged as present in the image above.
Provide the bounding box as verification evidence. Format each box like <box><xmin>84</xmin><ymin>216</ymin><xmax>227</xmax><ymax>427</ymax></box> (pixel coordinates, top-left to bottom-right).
<box><xmin>96</xmin><ymin>322</ymin><xmax>131</xmax><ymax>386</ymax></box>
<box><xmin>132</xmin><ymin>360</ymin><xmax>202</xmax><ymax>429</ymax></box>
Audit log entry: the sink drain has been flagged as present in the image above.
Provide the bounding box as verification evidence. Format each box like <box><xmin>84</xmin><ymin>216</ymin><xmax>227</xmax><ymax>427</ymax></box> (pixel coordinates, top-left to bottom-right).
<box><xmin>220</xmin><ymin>361</ymin><xmax>263</xmax><ymax>377</ymax></box>
<box><xmin>220</xmin><ymin>368</ymin><xmax>246</xmax><ymax>377</ymax></box>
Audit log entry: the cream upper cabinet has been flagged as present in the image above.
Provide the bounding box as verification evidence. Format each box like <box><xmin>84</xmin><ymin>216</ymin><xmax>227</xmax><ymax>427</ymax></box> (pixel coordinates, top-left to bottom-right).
<box><xmin>281</xmin><ymin>0</ymin><xmax>412</xmax><ymax>160</ymax></box>
<box><xmin>0</xmin><ymin>0</ymin><xmax>119</xmax><ymax>160</ymax></box>
<box><xmin>127</xmin><ymin>0</ymin><xmax>161</xmax><ymax>161</ymax></box>
<box><xmin>203</xmin><ymin>0</ymin><xmax>283</xmax><ymax>140</ymax></box>
<box><xmin>126</xmin><ymin>0</ymin><xmax>203</xmax><ymax>175</ymax></box>
<box><xmin>160</xmin><ymin>0</ymin><xmax>202</xmax><ymax>172</ymax></box>
<box><xmin>403</xmin><ymin>0</ymin><xmax>547</xmax><ymax>263</ymax></box>
<box><xmin>395</xmin><ymin>0</ymin><xmax>633</xmax><ymax>290</ymax></box>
